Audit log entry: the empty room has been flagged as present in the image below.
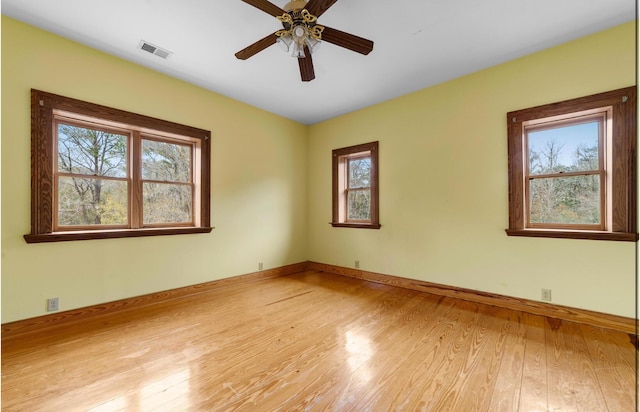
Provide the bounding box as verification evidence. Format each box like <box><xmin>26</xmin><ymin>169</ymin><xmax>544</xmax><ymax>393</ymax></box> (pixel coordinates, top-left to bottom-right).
<box><xmin>1</xmin><ymin>0</ymin><xmax>637</xmax><ymax>410</ymax></box>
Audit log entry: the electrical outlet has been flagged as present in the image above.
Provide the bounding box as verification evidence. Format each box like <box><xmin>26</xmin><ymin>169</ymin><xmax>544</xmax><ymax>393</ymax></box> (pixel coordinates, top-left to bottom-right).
<box><xmin>541</xmin><ymin>288</ymin><xmax>552</xmax><ymax>302</ymax></box>
<box><xmin>47</xmin><ymin>297</ymin><xmax>59</xmax><ymax>312</ymax></box>
<box><xmin>258</xmin><ymin>262</ymin><xmax>263</xmax><ymax>271</ymax></box>
<box><xmin>355</xmin><ymin>260</ymin><xmax>360</xmax><ymax>269</ymax></box>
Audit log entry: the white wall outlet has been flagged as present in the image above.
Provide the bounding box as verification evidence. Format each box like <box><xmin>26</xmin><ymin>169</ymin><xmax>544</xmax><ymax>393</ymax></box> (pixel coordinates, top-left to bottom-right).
<box><xmin>258</xmin><ymin>262</ymin><xmax>263</xmax><ymax>271</ymax></box>
<box><xmin>541</xmin><ymin>288</ymin><xmax>552</xmax><ymax>302</ymax></box>
<box><xmin>355</xmin><ymin>260</ymin><xmax>360</xmax><ymax>269</ymax></box>
<box><xmin>47</xmin><ymin>297</ymin><xmax>59</xmax><ymax>312</ymax></box>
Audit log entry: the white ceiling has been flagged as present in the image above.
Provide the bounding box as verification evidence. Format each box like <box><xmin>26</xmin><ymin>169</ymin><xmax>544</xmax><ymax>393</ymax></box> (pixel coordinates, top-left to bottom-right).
<box><xmin>2</xmin><ymin>0</ymin><xmax>636</xmax><ymax>124</ymax></box>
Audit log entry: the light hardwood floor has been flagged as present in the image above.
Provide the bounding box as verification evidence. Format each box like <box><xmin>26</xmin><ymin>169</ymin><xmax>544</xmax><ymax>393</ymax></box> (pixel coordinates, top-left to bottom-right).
<box><xmin>2</xmin><ymin>270</ymin><xmax>637</xmax><ymax>411</ymax></box>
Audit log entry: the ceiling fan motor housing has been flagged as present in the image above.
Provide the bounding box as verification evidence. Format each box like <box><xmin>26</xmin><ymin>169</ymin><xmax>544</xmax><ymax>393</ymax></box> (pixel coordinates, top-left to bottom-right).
<box><xmin>283</xmin><ymin>0</ymin><xmax>308</xmax><ymax>12</ymax></box>
<box><xmin>280</xmin><ymin>8</ymin><xmax>317</xmax><ymax>31</ymax></box>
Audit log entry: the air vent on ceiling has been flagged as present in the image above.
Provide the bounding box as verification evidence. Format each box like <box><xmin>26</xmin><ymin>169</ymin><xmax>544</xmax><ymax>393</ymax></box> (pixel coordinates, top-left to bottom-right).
<box><xmin>138</xmin><ymin>40</ymin><xmax>172</xmax><ymax>59</ymax></box>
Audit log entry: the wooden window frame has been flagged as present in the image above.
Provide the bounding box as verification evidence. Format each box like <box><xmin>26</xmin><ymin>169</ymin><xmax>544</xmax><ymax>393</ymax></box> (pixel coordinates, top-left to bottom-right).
<box><xmin>506</xmin><ymin>86</ymin><xmax>637</xmax><ymax>241</ymax></box>
<box><xmin>25</xmin><ymin>89</ymin><xmax>212</xmax><ymax>243</ymax></box>
<box><xmin>331</xmin><ymin>141</ymin><xmax>380</xmax><ymax>229</ymax></box>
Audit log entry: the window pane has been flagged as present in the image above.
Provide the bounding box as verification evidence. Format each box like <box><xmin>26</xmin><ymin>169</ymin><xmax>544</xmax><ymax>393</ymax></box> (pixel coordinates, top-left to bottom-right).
<box><xmin>348</xmin><ymin>189</ymin><xmax>371</xmax><ymax>221</ymax></box>
<box><xmin>58</xmin><ymin>177</ymin><xmax>127</xmax><ymax>226</ymax></box>
<box><xmin>57</xmin><ymin>124</ymin><xmax>127</xmax><ymax>177</ymax></box>
<box><xmin>528</xmin><ymin>121</ymin><xmax>599</xmax><ymax>175</ymax></box>
<box><xmin>143</xmin><ymin>183</ymin><xmax>192</xmax><ymax>224</ymax></box>
<box><xmin>142</xmin><ymin>140</ymin><xmax>191</xmax><ymax>183</ymax></box>
<box><xmin>529</xmin><ymin>175</ymin><xmax>601</xmax><ymax>225</ymax></box>
<box><xmin>348</xmin><ymin>157</ymin><xmax>371</xmax><ymax>189</ymax></box>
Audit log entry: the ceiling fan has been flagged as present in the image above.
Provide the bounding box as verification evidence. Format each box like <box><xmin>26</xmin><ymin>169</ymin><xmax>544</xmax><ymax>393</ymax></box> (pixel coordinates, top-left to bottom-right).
<box><xmin>235</xmin><ymin>0</ymin><xmax>374</xmax><ymax>82</ymax></box>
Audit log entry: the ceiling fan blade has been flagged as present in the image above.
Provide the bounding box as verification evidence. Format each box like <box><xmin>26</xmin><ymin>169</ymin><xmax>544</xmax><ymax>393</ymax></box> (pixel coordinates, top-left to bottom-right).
<box><xmin>305</xmin><ymin>0</ymin><xmax>338</xmax><ymax>17</ymax></box>
<box><xmin>241</xmin><ymin>0</ymin><xmax>286</xmax><ymax>17</ymax></box>
<box><xmin>321</xmin><ymin>26</ymin><xmax>373</xmax><ymax>55</ymax></box>
<box><xmin>235</xmin><ymin>32</ymin><xmax>278</xmax><ymax>60</ymax></box>
<box><xmin>298</xmin><ymin>48</ymin><xmax>315</xmax><ymax>81</ymax></box>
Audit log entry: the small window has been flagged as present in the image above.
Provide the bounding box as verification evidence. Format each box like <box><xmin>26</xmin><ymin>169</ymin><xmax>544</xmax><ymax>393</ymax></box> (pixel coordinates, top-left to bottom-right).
<box><xmin>26</xmin><ymin>89</ymin><xmax>212</xmax><ymax>243</ymax></box>
<box><xmin>332</xmin><ymin>141</ymin><xmax>380</xmax><ymax>229</ymax></box>
<box><xmin>506</xmin><ymin>87</ymin><xmax>637</xmax><ymax>241</ymax></box>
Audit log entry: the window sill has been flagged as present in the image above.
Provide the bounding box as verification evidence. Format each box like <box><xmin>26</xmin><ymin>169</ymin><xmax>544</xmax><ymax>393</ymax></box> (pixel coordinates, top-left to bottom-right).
<box><xmin>24</xmin><ymin>227</ymin><xmax>214</xmax><ymax>243</ymax></box>
<box><xmin>330</xmin><ymin>222</ymin><xmax>381</xmax><ymax>229</ymax></box>
<box><xmin>505</xmin><ymin>228</ymin><xmax>638</xmax><ymax>242</ymax></box>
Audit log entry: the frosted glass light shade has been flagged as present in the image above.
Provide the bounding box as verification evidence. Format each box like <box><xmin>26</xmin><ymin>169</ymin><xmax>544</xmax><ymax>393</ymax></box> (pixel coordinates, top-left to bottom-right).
<box><xmin>276</xmin><ymin>36</ymin><xmax>292</xmax><ymax>52</ymax></box>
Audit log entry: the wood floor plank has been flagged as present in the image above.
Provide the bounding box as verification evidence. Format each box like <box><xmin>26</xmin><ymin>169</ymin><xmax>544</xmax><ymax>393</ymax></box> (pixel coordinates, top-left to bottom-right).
<box><xmin>545</xmin><ymin>317</ymin><xmax>609</xmax><ymax>411</ymax></box>
<box><xmin>487</xmin><ymin>309</ymin><xmax>527</xmax><ymax>411</ymax></box>
<box><xmin>561</xmin><ymin>320</ymin><xmax>609</xmax><ymax>410</ymax></box>
<box><xmin>518</xmin><ymin>312</ymin><xmax>549</xmax><ymax>411</ymax></box>
<box><xmin>582</xmin><ymin>324</ymin><xmax>637</xmax><ymax>411</ymax></box>
<box><xmin>2</xmin><ymin>270</ymin><xmax>637</xmax><ymax>411</ymax></box>
<box><xmin>545</xmin><ymin>317</ymin><xmax>579</xmax><ymax>410</ymax></box>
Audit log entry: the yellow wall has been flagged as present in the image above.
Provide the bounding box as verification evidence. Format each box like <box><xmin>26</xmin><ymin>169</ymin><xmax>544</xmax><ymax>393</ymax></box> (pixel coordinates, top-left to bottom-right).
<box><xmin>307</xmin><ymin>21</ymin><xmax>637</xmax><ymax>318</ymax></box>
<box><xmin>1</xmin><ymin>16</ymin><xmax>308</xmax><ymax>323</ymax></box>
<box><xmin>2</xmin><ymin>16</ymin><xmax>637</xmax><ymax>323</ymax></box>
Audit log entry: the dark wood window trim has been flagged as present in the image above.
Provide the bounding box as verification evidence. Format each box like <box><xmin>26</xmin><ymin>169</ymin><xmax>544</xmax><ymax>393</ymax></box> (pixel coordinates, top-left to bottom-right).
<box><xmin>25</xmin><ymin>89</ymin><xmax>213</xmax><ymax>243</ymax></box>
<box><xmin>506</xmin><ymin>86</ymin><xmax>637</xmax><ymax>241</ymax></box>
<box><xmin>331</xmin><ymin>141</ymin><xmax>380</xmax><ymax>229</ymax></box>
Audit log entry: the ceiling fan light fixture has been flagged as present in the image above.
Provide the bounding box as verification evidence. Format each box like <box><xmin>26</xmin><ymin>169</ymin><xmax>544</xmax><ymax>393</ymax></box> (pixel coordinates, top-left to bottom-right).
<box><xmin>283</xmin><ymin>22</ymin><xmax>322</xmax><ymax>58</ymax></box>
<box><xmin>276</xmin><ymin>35</ymin><xmax>292</xmax><ymax>52</ymax></box>
<box><xmin>305</xmin><ymin>36</ymin><xmax>320</xmax><ymax>53</ymax></box>
<box><xmin>291</xmin><ymin>42</ymin><xmax>306</xmax><ymax>58</ymax></box>
<box><xmin>292</xmin><ymin>25</ymin><xmax>306</xmax><ymax>41</ymax></box>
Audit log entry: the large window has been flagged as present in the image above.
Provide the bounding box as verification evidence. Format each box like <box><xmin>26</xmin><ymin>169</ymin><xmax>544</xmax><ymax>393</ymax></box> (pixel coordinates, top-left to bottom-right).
<box><xmin>25</xmin><ymin>89</ymin><xmax>212</xmax><ymax>243</ymax></box>
<box><xmin>332</xmin><ymin>141</ymin><xmax>380</xmax><ymax>229</ymax></box>
<box><xmin>506</xmin><ymin>87</ymin><xmax>636</xmax><ymax>241</ymax></box>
